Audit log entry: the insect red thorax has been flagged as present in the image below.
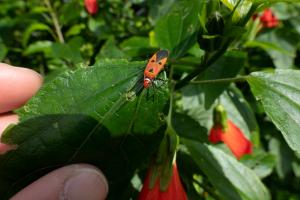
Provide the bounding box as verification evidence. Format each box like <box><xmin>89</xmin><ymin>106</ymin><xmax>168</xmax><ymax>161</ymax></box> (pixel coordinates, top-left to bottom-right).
<box><xmin>143</xmin><ymin>50</ymin><xmax>169</xmax><ymax>88</ymax></box>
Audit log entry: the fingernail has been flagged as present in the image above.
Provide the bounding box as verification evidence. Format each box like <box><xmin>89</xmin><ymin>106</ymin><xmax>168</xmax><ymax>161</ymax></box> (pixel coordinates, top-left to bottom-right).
<box><xmin>63</xmin><ymin>168</ymin><xmax>108</xmax><ymax>200</ymax></box>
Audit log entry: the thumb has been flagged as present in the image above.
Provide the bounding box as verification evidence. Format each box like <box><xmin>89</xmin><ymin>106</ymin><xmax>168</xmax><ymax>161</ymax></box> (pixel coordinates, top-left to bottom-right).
<box><xmin>11</xmin><ymin>164</ymin><xmax>108</xmax><ymax>200</ymax></box>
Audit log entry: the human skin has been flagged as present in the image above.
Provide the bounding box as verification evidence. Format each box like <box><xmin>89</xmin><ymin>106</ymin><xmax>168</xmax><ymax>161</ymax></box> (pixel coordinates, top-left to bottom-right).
<box><xmin>0</xmin><ymin>63</ymin><xmax>108</xmax><ymax>200</ymax></box>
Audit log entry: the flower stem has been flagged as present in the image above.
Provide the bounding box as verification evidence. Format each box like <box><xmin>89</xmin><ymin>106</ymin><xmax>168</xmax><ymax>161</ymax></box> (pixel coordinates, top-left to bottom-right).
<box><xmin>167</xmin><ymin>66</ymin><xmax>175</xmax><ymax>125</ymax></box>
<box><xmin>44</xmin><ymin>0</ymin><xmax>65</xmax><ymax>43</ymax></box>
<box><xmin>191</xmin><ymin>76</ymin><xmax>248</xmax><ymax>85</ymax></box>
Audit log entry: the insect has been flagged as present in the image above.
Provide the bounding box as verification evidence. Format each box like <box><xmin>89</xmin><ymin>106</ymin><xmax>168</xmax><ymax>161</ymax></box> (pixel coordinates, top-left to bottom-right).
<box><xmin>143</xmin><ymin>50</ymin><xmax>169</xmax><ymax>88</ymax></box>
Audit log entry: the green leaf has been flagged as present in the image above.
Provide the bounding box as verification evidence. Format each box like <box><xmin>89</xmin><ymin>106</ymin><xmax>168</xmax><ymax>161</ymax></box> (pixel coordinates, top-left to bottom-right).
<box><xmin>96</xmin><ymin>37</ymin><xmax>127</xmax><ymax>59</ymax></box>
<box><xmin>290</xmin><ymin>15</ymin><xmax>300</xmax><ymax>35</ymax></box>
<box><xmin>66</xmin><ymin>24</ymin><xmax>86</xmax><ymax>37</ymax></box>
<box><xmin>292</xmin><ymin>161</ymin><xmax>300</xmax><ymax>178</ymax></box>
<box><xmin>220</xmin><ymin>0</ymin><xmax>253</xmax><ymax>23</ymax></box>
<box><xmin>17</xmin><ymin>59</ymin><xmax>169</xmax><ymax>136</ymax></box>
<box><xmin>269</xmin><ymin>136</ymin><xmax>294</xmax><ymax>178</ymax></box>
<box><xmin>0</xmin><ymin>114</ymin><xmax>163</xmax><ymax>199</ymax></box>
<box><xmin>1</xmin><ymin>59</ymin><xmax>169</xmax><ymax>198</ymax></box>
<box><xmin>244</xmin><ymin>40</ymin><xmax>293</xmax><ymax>56</ymax></box>
<box><xmin>220</xmin><ymin>0</ymin><xmax>237</xmax><ymax>10</ymax></box>
<box><xmin>59</xmin><ymin>1</ymin><xmax>81</xmax><ymax>25</ymax></box>
<box><xmin>177</xmin><ymin>151</ymin><xmax>204</xmax><ymax>199</ymax></box>
<box><xmin>31</xmin><ymin>6</ymin><xmax>48</xmax><ymax>14</ymax></box>
<box><xmin>22</xmin><ymin>23</ymin><xmax>54</xmax><ymax>47</ymax></box>
<box><xmin>272</xmin><ymin>3</ymin><xmax>299</xmax><ymax>20</ymax></box>
<box><xmin>51</xmin><ymin>37</ymin><xmax>83</xmax><ymax>63</ymax></box>
<box><xmin>241</xmin><ymin>150</ymin><xmax>276</xmax><ymax>178</ymax></box>
<box><xmin>256</xmin><ymin>29</ymin><xmax>297</xmax><ymax>69</ymax></box>
<box><xmin>154</xmin><ymin>0</ymin><xmax>201</xmax><ymax>58</ymax></box>
<box><xmin>172</xmin><ymin>112</ymin><xmax>208</xmax><ymax>142</ymax></box>
<box><xmin>254</xmin><ymin>0</ymin><xmax>300</xmax><ymax>8</ymax></box>
<box><xmin>120</xmin><ymin>36</ymin><xmax>152</xmax><ymax>57</ymax></box>
<box><xmin>181</xmin><ymin>84</ymin><xmax>213</xmax><ymax>131</ymax></box>
<box><xmin>247</xmin><ymin>70</ymin><xmax>300</xmax><ymax>151</ymax></box>
<box><xmin>87</xmin><ymin>17</ymin><xmax>111</xmax><ymax>40</ymax></box>
<box><xmin>23</xmin><ymin>41</ymin><xmax>53</xmax><ymax>56</ymax></box>
<box><xmin>179</xmin><ymin>52</ymin><xmax>246</xmax><ymax>131</ymax></box>
<box><xmin>183</xmin><ymin>139</ymin><xmax>270</xmax><ymax>200</ymax></box>
<box><xmin>147</xmin><ymin>0</ymin><xmax>177</xmax><ymax>24</ymax></box>
<box><xmin>189</xmin><ymin>50</ymin><xmax>246</xmax><ymax>109</ymax></box>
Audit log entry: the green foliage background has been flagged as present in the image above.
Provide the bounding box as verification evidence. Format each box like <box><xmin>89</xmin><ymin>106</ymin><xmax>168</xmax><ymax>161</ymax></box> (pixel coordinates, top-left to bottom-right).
<box><xmin>1</xmin><ymin>0</ymin><xmax>300</xmax><ymax>199</ymax></box>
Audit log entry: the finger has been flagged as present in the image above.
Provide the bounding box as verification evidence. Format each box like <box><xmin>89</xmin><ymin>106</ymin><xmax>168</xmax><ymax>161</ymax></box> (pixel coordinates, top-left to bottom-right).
<box><xmin>11</xmin><ymin>164</ymin><xmax>109</xmax><ymax>200</ymax></box>
<box><xmin>0</xmin><ymin>63</ymin><xmax>43</xmax><ymax>113</ymax></box>
<box><xmin>0</xmin><ymin>112</ymin><xmax>18</xmax><ymax>154</ymax></box>
<box><xmin>0</xmin><ymin>112</ymin><xmax>18</xmax><ymax>134</ymax></box>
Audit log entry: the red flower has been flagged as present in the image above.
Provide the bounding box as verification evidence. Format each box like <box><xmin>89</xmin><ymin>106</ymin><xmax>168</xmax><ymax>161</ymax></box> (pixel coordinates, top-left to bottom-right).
<box><xmin>209</xmin><ymin>120</ymin><xmax>252</xmax><ymax>159</ymax></box>
<box><xmin>84</xmin><ymin>0</ymin><xmax>98</xmax><ymax>15</ymax></box>
<box><xmin>253</xmin><ymin>8</ymin><xmax>279</xmax><ymax>28</ymax></box>
<box><xmin>138</xmin><ymin>163</ymin><xmax>188</xmax><ymax>200</ymax></box>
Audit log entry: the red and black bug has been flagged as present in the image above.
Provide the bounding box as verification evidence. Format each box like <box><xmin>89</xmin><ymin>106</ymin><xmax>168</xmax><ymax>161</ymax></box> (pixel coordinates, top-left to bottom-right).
<box><xmin>143</xmin><ymin>50</ymin><xmax>169</xmax><ymax>88</ymax></box>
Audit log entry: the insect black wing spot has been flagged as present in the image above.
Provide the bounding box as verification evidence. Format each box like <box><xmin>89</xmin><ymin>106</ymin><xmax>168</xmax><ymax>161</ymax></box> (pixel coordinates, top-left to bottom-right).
<box><xmin>156</xmin><ymin>50</ymin><xmax>169</xmax><ymax>61</ymax></box>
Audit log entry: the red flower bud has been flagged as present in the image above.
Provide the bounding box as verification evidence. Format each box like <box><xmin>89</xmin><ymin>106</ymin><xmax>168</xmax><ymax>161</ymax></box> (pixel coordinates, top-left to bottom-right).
<box><xmin>138</xmin><ymin>163</ymin><xmax>188</xmax><ymax>200</ymax></box>
<box><xmin>209</xmin><ymin>120</ymin><xmax>252</xmax><ymax>159</ymax></box>
<box><xmin>84</xmin><ymin>0</ymin><xmax>98</xmax><ymax>15</ymax></box>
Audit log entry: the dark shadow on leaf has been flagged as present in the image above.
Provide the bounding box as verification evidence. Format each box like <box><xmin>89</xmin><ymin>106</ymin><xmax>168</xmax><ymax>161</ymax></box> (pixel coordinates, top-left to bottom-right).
<box><xmin>0</xmin><ymin>114</ymin><xmax>163</xmax><ymax>200</ymax></box>
<box><xmin>172</xmin><ymin>112</ymin><xmax>208</xmax><ymax>143</ymax></box>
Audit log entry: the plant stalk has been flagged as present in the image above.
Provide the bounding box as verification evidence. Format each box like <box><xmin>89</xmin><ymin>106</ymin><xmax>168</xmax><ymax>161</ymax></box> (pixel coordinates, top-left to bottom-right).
<box><xmin>44</xmin><ymin>0</ymin><xmax>65</xmax><ymax>43</ymax></box>
<box><xmin>174</xmin><ymin>43</ymin><xmax>229</xmax><ymax>90</ymax></box>
<box><xmin>191</xmin><ymin>76</ymin><xmax>248</xmax><ymax>84</ymax></box>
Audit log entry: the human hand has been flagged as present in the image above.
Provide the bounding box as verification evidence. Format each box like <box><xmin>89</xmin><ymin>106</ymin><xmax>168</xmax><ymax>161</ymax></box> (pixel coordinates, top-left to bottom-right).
<box><xmin>0</xmin><ymin>63</ymin><xmax>108</xmax><ymax>200</ymax></box>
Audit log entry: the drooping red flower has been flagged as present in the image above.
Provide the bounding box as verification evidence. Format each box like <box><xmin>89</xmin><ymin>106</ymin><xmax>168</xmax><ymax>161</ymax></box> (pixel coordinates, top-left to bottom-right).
<box><xmin>138</xmin><ymin>163</ymin><xmax>188</xmax><ymax>200</ymax></box>
<box><xmin>260</xmin><ymin>9</ymin><xmax>279</xmax><ymax>28</ymax></box>
<box><xmin>253</xmin><ymin>8</ymin><xmax>279</xmax><ymax>28</ymax></box>
<box><xmin>84</xmin><ymin>0</ymin><xmax>98</xmax><ymax>15</ymax></box>
<box><xmin>209</xmin><ymin>120</ymin><xmax>252</xmax><ymax>159</ymax></box>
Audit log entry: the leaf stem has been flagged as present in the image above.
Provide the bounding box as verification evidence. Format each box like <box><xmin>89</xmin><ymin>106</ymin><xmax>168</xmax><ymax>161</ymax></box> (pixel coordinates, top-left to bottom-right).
<box><xmin>174</xmin><ymin>40</ymin><xmax>231</xmax><ymax>90</ymax></box>
<box><xmin>191</xmin><ymin>76</ymin><xmax>248</xmax><ymax>84</ymax></box>
<box><xmin>174</xmin><ymin>2</ymin><xmax>258</xmax><ymax>90</ymax></box>
<box><xmin>44</xmin><ymin>0</ymin><xmax>65</xmax><ymax>43</ymax></box>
